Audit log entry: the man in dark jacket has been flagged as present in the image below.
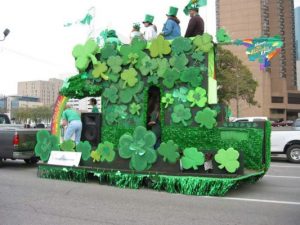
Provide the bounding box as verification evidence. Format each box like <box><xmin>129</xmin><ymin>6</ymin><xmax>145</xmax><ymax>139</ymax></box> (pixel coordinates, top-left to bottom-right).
<box><xmin>184</xmin><ymin>7</ymin><xmax>204</xmax><ymax>37</ymax></box>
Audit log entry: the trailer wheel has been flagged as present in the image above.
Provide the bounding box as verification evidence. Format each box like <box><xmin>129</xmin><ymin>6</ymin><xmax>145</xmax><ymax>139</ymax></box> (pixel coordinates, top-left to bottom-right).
<box><xmin>24</xmin><ymin>157</ymin><xmax>39</xmax><ymax>165</ymax></box>
<box><xmin>0</xmin><ymin>158</ymin><xmax>3</xmax><ymax>167</ymax></box>
<box><xmin>286</xmin><ymin>145</ymin><xmax>300</xmax><ymax>163</ymax></box>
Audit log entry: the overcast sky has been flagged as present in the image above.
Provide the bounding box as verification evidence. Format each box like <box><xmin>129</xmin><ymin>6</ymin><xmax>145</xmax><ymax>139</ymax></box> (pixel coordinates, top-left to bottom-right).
<box><xmin>0</xmin><ymin>0</ymin><xmax>299</xmax><ymax>95</ymax></box>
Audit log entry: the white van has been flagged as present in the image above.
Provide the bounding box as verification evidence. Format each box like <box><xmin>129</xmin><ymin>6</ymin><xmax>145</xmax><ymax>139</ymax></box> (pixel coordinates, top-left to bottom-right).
<box><xmin>231</xmin><ymin>117</ymin><xmax>268</xmax><ymax>122</ymax></box>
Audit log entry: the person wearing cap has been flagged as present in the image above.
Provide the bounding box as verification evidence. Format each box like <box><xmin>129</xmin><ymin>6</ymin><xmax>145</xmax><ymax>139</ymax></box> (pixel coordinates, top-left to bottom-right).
<box><xmin>184</xmin><ymin>3</ymin><xmax>205</xmax><ymax>37</ymax></box>
<box><xmin>89</xmin><ymin>98</ymin><xmax>99</xmax><ymax>113</ymax></box>
<box><xmin>161</xmin><ymin>6</ymin><xmax>181</xmax><ymax>40</ymax></box>
<box><xmin>142</xmin><ymin>14</ymin><xmax>157</xmax><ymax>41</ymax></box>
<box><xmin>130</xmin><ymin>23</ymin><xmax>143</xmax><ymax>42</ymax></box>
<box><xmin>105</xmin><ymin>29</ymin><xmax>122</xmax><ymax>46</ymax></box>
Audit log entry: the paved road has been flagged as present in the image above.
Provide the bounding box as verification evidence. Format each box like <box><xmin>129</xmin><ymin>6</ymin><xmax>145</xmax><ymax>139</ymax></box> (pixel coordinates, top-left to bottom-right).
<box><xmin>0</xmin><ymin>157</ymin><xmax>299</xmax><ymax>225</ymax></box>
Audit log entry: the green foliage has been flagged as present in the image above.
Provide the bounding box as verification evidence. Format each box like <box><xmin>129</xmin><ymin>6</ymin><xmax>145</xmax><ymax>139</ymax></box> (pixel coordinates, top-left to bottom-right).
<box><xmin>195</xmin><ymin>108</ymin><xmax>217</xmax><ymax>129</ymax></box>
<box><xmin>169</xmin><ymin>54</ymin><xmax>189</xmax><ymax>72</ymax></box>
<box><xmin>161</xmin><ymin>93</ymin><xmax>174</xmax><ymax>108</ymax></box>
<box><xmin>119</xmin><ymin>80</ymin><xmax>144</xmax><ymax>103</ymax></box>
<box><xmin>72</xmin><ymin>39</ymin><xmax>99</xmax><ymax>71</ymax></box>
<box><xmin>92</xmin><ymin>62</ymin><xmax>109</xmax><ymax>80</ymax></box>
<box><xmin>157</xmin><ymin>140</ymin><xmax>180</xmax><ymax>163</ymax></box>
<box><xmin>103</xmin><ymin>86</ymin><xmax>118</xmax><ymax>104</ymax></box>
<box><xmin>216</xmin><ymin>28</ymin><xmax>232</xmax><ymax>43</ymax></box>
<box><xmin>172</xmin><ymin>87</ymin><xmax>188</xmax><ymax>103</ymax></box>
<box><xmin>118</xmin><ymin>126</ymin><xmax>157</xmax><ymax>171</ymax></box>
<box><xmin>60</xmin><ymin>140</ymin><xmax>75</xmax><ymax>152</ymax></box>
<box><xmin>35</xmin><ymin>130</ymin><xmax>59</xmax><ymax>162</ymax></box>
<box><xmin>215</xmin><ymin>147</ymin><xmax>240</xmax><ymax>173</ymax></box>
<box><xmin>171</xmin><ymin>37</ymin><xmax>192</xmax><ymax>55</ymax></box>
<box><xmin>91</xmin><ymin>150</ymin><xmax>101</xmax><ymax>162</ymax></box>
<box><xmin>13</xmin><ymin>106</ymin><xmax>53</xmax><ymax>124</ymax></box>
<box><xmin>129</xmin><ymin>102</ymin><xmax>141</xmax><ymax>115</ymax></box>
<box><xmin>76</xmin><ymin>141</ymin><xmax>92</xmax><ymax>161</ymax></box>
<box><xmin>96</xmin><ymin>141</ymin><xmax>116</xmax><ymax>162</ymax></box>
<box><xmin>149</xmin><ymin>35</ymin><xmax>171</xmax><ymax>58</ymax></box>
<box><xmin>181</xmin><ymin>147</ymin><xmax>205</xmax><ymax>170</ymax></box>
<box><xmin>121</xmin><ymin>68</ymin><xmax>138</xmax><ymax>88</ymax></box>
<box><xmin>107</xmin><ymin>56</ymin><xmax>123</xmax><ymax>74</ymax></box>
<box><xmin>187</xmin><ymin>87</ymin><xmax>207</xmax><ymax>107</ymax></box>
<box><xmin>139</xmin><ymin>56</ymin><xmax>158</xmax><ymax>76</ymax></box>
<box><xmin>180</xmin><ymin>67</ymin><xmax>203</xmax><ymax>87</ymax></box>
<box><xmin>100</xmin><ymin>43</ymin><xmax>118</xmax><ymax>61</ymax></box>
<box><xmin>162</xmin><ymin>68</ymin><xmax>180</xmax><ymax>89</ymax></box>
<box><xmin>171</xmin><ymin>104</ymin><xmax>192</xmax><ymax>126</ymax></box>
<box><xmin>193</xmin><ymin>33</ymin><xmax>213</xmax><ymax>53</ymax></box>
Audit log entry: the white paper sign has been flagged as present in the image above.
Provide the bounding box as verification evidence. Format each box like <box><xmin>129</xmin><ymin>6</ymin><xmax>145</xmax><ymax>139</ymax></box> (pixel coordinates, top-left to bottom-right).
<box><xmin>48</xmin><ymin>151</ymin><xmax>82</xmax><ymax>167</ymax></box>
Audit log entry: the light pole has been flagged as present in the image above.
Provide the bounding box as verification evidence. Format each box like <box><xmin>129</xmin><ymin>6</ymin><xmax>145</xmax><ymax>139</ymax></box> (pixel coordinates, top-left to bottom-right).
<box><xmin>0</xmin><ymin>28</ymin><xmax>10</xmax><ymax>41</ymax></box>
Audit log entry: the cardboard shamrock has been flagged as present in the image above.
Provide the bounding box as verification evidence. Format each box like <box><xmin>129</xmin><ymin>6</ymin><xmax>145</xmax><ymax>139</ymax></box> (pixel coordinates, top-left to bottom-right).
<box><xmin>139</xmin><ymin>56</ymin><xmax>158</xmax><ymax>76</ymax></box>
<box><xmin>104</xmin><ymin>105</ymin><xmax>128</xmax><ymax>125</ymax></box>
<box><xmin>193</xmin><ymin>33</ymin><xmax>213</xmax><ymax>53</ymax></box>
<box><xmin>96</xmin><ymin>141</ymin><xmax>116</xmax><ymax>162</ymax></box>
<box><xmin>107</xmin><ymin>56</ymin><xmax>123</xmax><ymax>74</ymax></box>
<box><xmin>91</xmin><ymin>150</ymin><xmax>101</xmax><ymax>162</ymax></box>
<box><xmin>121</xmin><ymin>68</ymin><xmax>138</xmax><ymax>88</ymax></box>
<box><xmin>76</xmin><ymin>141</ymin><xmax>92</xmax><ymax>161</ymax></box>
<box><xmin>195</xmin><ymin>107</ymin><xmax>217</xmax><ymax>129</ymax></box>
<box><xmin>172</xmin><ymin>87</ymin><xmax>188</xmax><ymax>103</ymax></box>
<box><xmin>156</xmin><ymin>58</ymin><xmax>170</xmax><ymax>77</ymax></box>
<box><xmin>60</xmin><ymin>140</ymin><xmax>75</xmax><ymax>151</ymax></box>
<box><xmin>192</xmin><ymin>51</ymin><xmax>205</xmax><ymax>63</ymax></box>
<box><xmin>103</xmin><ymin>86</ymin><xmax>118</xmax><ymax>104</ymax></box>
<box><xmin>72</xmin><ymin>39</ymin><xmax>99</xmax><ymax>71</ymax></box>
<box><xmin>92</xmin><ymin>62</ymin><xmax>109</xmax><ymax>80</ymax></box>
<box><xmin>180</xmin><ymin>67</ymin><xmax>203</xmax><ymax>88</ymax></box>
<box><xmin>216</xmin><ymin>28</ymin><xmax>232</xmax><ymax>43</ymax></box>
<box><xmin>171</xmin><ymin>37</ymin><xmax>192</xmax><ymax>55</ymax></box>
<box><xmin>215</xmin><ymin>147</ymin><xmax>240</xmax><ymax>173</ymax></box>
<box><xmin>181</xmin><ymin>147</ymin><xmax>205</xmax><ymax>170</ymax></box>
<box><xmin>100</xmin><ymin>43</ymin><xmax>118</xmax><ymax>61</ymax></box>
<box><xmin>118</xmin><ymin>126</ymin><xmax>157</xmax><ymax>171</ymax></box>
<box><xmin>119</xmin><ymin>80</ymin><xmax>144</xmax><ymax>103</ymax></box>
<box><xmin>157</xmin><ymin>140</ymin><xmax>180</xmax><ymax>163</ymax></box>
<box><xmin>120</xmin><ymin>38</ymin><xmax>147</xmax><ymax>67</ymax></box>
<box><xmin>129</xmin><ymin>102</ymin><xmax>141</xmax><ymax>115</ymax></box>
<box><xmin>162</xmin><ymin>68</ymin><xmax>180</xmax><ymax>89</ymax></box>
<box><xmin>147</xmin><ymin>75</ymin><xmax>159</xmax><ymax>85</ymax></box>
<box><xmin>171</xmin><ymin>104</ymin><xmax>192</xmax><ymax>126</ymax></box>
<box><xmin>187</xmin><ymin>87</ymin><xmax>207</xmax><ymax>107</ymax></box>
<box><xmin>161</xmin><ymin>93</ymin><xmax>174</xmax><ymax>108</ymax></box>
<box><xmin>149</xmin><ymin>35</ymin><xmax>171</xmax><ymax>58</ymax></box>
<box><xmin>34</xmin><ymin>130</ymin><xmax>59</xmax><ymax>162</ymax></box>
<box><xmin>169</xmin><ymin>54</ymin><xmax>189</xmax><ymax>72</ymax></box>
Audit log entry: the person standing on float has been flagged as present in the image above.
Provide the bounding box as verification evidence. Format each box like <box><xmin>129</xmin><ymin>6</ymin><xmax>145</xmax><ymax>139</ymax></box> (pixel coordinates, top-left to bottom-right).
<box><xmin>161</xmin><ymin>6</ymin><xmax>181</xmax><ymax>40</ymax></box>
<box><xmin>184</xmin><ymin>2</ymin><xmax>205</xmax><ymax>37</ymax></box>
<box><xmin>142</xmin><ymin>14</ymin><xmax>157</xmax><ymax>41</ymax></box>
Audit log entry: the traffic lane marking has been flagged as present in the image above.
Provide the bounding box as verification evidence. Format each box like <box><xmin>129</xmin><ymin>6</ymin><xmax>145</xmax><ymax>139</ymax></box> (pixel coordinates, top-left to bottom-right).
<box><xmin>265</xmin><ymin>175</ymin><xmax>300</xmax><ymax>179</ymax></box>
<box><xmin>270</xmin><ymin>165</ymin><xmax>300</xmax><ymax>168</ymax></box>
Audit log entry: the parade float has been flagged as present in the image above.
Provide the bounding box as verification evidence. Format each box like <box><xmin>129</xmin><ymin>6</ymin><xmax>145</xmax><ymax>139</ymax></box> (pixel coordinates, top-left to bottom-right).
<box><xmin>34</xmin><ymin>26</ymin><xmax>282</xmax><ymax>196</ymax></box>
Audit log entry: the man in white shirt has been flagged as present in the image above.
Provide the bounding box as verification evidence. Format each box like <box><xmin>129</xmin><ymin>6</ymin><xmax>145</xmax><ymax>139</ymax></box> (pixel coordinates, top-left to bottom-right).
<box><xmin>142</xmin><ymin>14</ymin><xmax>157</xmax><ymax>41</ymax></box>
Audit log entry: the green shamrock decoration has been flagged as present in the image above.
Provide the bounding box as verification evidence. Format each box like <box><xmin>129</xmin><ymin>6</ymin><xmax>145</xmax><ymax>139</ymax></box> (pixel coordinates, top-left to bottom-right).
<box><xmin>215</xmin><ymin>147</ymin><xmax>240</xmax><ymax>173</ymax></box>
<box><xmin>149</xmin><ymin>35</ymin><xmax>171</xmax><ymax>58</ymax></box>
<box><xmin>192</xmin><ymin>52</ymin><xmax>205</xmax><ymax>63</ymax></box>
<box><xmin>129</xmin><ymin>102</ymin><xmax>141</xmax><ymax>115</ymax></box>
<box><xmin>180</xmin><ymin>67</ymin><xmax>203</xmax><ymax>88</ymax></box>
<box><xmin>195</xmin><ymin>107</ymin><xmax>217</xmax><ymax>129</ymax></box>
<box><xmin>92</xmin><ymin>62</ymin><xmax>109</xmax><ymax>80</ymax></box>
<box><xmin>171</xmin><ymin>104</ymin><xmax>192</xmax><ymax>126</ymax></box>
<box><xmin>216</xmin><ymin>28</ymin><xmax>232</xmax><ymax>43</ymax></box>
<box><xmin>104</xmin><ymin>105</ymin><xmax>128</xmax><ymax>125</ymax></box>
<box><xmin>193</xmin><ymin>33</ymin><xmax>213</xmax><ymax>53</ymax></box>
<box><xmin>119</xmin><ymin>80</ymin><xmax>144</xmax><ymax>103</ymax></box>
<box><xmin>172</xmin><ymin>87</ymin><xmax>188</xmax><ymax>103</ymax></box>
<box><xmin>157</xmin><ymin>140</ymin><xmax>180</xmax><ymax>164</ymax></box>
<box><xmin>156</xmin><ymin>58</ymin><xmax>170</xmax><ymax>77</ymax></box>
<box><xmin>161</xmin><ymin>93</ymin><xmax>174</xmax><ymax>108</ymax></box>
<box><xmin>100</xmin><ymin>43</ymin><xmax>118</xmax><ymax>61</ymax></box>
<box><xmin>107</xmin><ymin>56</ymin><xmax>123</xmax><ymax>74</ymax></box>
<box><xmin>60</xmin><ymin>140</ymin><xmax>75</xmax><ymax>151</ymax></box>
<box><xmin>181</xmin><ymin>147</ymin><xmax>205</xmax><ymax>170</ymax></box>
<box><xmin>103</xmin><ymin>86</ymin><xmax>118</xmax><ymax>104</ymax></box>
<box><xmin>120</xmin><ymin>38</ymin><xmax>147</xmax><ymax>67</ymax></box>
<box><xmin>169</xmin><ymin>54</ymin><xmax>189</xmax><ymax>72</ymax></box>
<box><xmin>91</xmin><ymin>150</ymin><xmax>101</xmax><ymax>162</ymax></box>
<box><xmin>199</xmin><ymin>64</ymin><xmax>207</xmax><ymax>73</ymax></box>
<box><xmin>121</xmin><ymin>68</ymin><xmax>138</xmax><ymax>88</ymax></box>
<box><xmin>107</xmin><ymin>73</ymin><xmax>120</xmax><ymax>83</ymax></box>
<box><xmin>96</xmin><ymin>141</ymin><xmax>116</xmax><ymax>162</ymax></box>
<box><xmin>118</xmin><ymin>126</ymin><xmax>157</xmax><ymax>171</ymax></box>
<box><xmin>76</xmin><ymin>141</ymin><xmax>92</xmax><ymax>161</ymax></box>
<box><xmin>72</xmin><ymin>39</ymin><xmax>99</xmax><ymax>71</ymax></box>
<box><xmin>147</xmin><ymin>75</ymin><xmax>159</xmax><ymax>85</ymax></box>
<box><xmin>171</xmin><ymin>37</ymin><xmax>192</xmax><ymax>55</ymax></box>
<box><xmin>187</xmin><ymin>87</ymin><xmax>207</xmax><ymax>107</ymax></box>
<box><xmin>162</xmin><ymin>68</ymin><xmax>180</xmax><ymax>89</ymax></box>
<box><xmin>34</xmin><ymin>130</ymin><xmax>59</xmax><ymax>162</ymax></box>
<box><xmin>139</xmin><ymin>56</ymin><xmax>158</xmax><ymax>76</ymax></box>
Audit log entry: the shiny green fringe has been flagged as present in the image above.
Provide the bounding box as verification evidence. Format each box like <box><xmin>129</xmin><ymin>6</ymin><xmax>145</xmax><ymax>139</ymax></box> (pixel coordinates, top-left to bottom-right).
<box><xmin>38</xmin><ymin>165</ymin><xmax>264</xmax><ymax>196</ymax></box>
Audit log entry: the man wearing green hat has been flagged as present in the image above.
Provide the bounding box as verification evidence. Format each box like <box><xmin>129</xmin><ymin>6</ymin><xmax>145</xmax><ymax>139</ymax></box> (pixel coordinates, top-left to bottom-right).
<box><xmin>142</xmin><ymin>14</ymin><xmax>157</xmax><ymax>41</ymax></box>
<box><xmin>184</xmin><ymin>1</ymin><xmax>205</xmax><ymax>37</ymax></box>
<box><xmin>161</xmin><ymin>6</ymin><xmax>181</xmax><ymax>40</ymax></box>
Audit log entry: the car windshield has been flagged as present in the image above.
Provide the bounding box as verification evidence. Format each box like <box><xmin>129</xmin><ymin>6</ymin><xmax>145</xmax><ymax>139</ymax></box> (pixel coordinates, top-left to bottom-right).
<box><xmin>293</xmin><ymin>120</ymin><xmax>300</xmax><ymax>127</ymax></box>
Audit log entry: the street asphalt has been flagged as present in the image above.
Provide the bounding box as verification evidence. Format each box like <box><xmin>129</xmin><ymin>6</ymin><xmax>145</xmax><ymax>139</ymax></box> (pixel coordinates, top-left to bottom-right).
<box><xmin>0</xmin><ymin>156</ymin><xmax>299</xmax><ymax>225</ymax></box>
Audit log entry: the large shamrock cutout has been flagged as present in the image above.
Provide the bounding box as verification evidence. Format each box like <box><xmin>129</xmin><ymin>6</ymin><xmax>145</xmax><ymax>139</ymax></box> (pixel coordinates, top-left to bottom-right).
<box><xmin>171</xmin><ymin>37</ymin><xmax>192</xmax><ymax>55</ymax></box>
<box><xmin>180</xmin><ymin>67</ymin><xmax>203</xmax><ymax>88</ymax></box>
<box><xmin>119</xmin><ymin>80</ymin><xmax>144</xmax><ymax>103</ymax></box>
<box><xmin>216</xmin><ymin>28</ymin><xmax>232</xmax><ymax>43</ymax></box>
<box><xmin>96</xmin><ymin>141</ymin><xmax>116</xmax><ymax>162</ymax></box>
<box><xmin>121</xmin><ymin>68</ymin><xmax>138</xmax><ymax>88</ymax></box>
<box><xmin>104</xmin><ymin>105</ymin><xmax>128</xmax><ymax>125</ymax></box>
<box><xmin>157</xmin><ymin>140</ymin><xmax>180</xmax><ymax>164</ymax></box>
<box><xmin>169</xmin><ymin>54</ymin><xmax>189</xmax><ymax>72</ymax></box>
<box><xmin>162</xmin><ymin>68</ymin><xmax>180</xmax><ymax>89</ymax></box>
<box><xmin>76</xmin><ymin>141</ymin><xmax>92</xmax><ymax>161</ymax></box>
<box><xmin>192</xmin><ymin>51</ymin><xmax>205</xmax><ymax>63</ymax></box>
<box><xmin>149</xmin><ymin>35</ymin><xmax>171</xmax><ymax>58</ymax></box>
<box><xmin>118</xmin><ymin>126</ymin><xmax>157</xmax><ymax>171</ymax></box>
<box><xmin>107</xmin><ymin>56</ymin><xmax>123</xmax><ymax>74</ymax></box>
<box><xmin>34</xmin><ymin>130</ymin><xmax>59</xmax><ymax>162</ymax></box>
<box><xmin>100</xmin><ymin>43</ymin><xmax>118</xmax><ymax>61</ymax></box>
<box><xmin>193</xmin><ymin>33</ymin><xmax>213</xmax><ymax>53</ymax></box>
<box><xmin>187</xmin><ymin>87</ymin><xmax>207</xmax><ymax>107</ymax></box>
<box><xmin>215</xmin><ymin>148</ymin><xmax>240</xmax><ymax>173</ymax></box>
<box><xmin>103</xmin><ymin>86</ymin><xmax>118</xmax><ymax>104</ymax></box>
<box><xmin>156</xmin><ymin>58</ymin><xmax>170</xmax><ymax>77</ymax></box>
<box><xmin>161</xmin><ymin>93</ymin><xmax>174</xmax><ymax>108</ymax></box>
<box><xmin>195</xmin><ymin>107</ymin><xmax>217</xmax><ymax>129</ymax></box>
<box><xmin>139</xmin><ymin>56</ymin><xmax>158</xmax><ymax>76</ymax></box>
<box><xmin>91</xmin><ymin>150</ymin><xmax>101</xmax><ymax>162</ymax></box>
<box><xmin>171</xmin><ymin>104</ymin><xmax>192</xmax><ymax>126</ymax></box>
<box><xmin>147</xmin><ymin>75</ymin><xmax>159</xmax><ymax>85</ymax></box>
<box><xmin>92</xmin><ymin>62</ymin><xmax>109</xmax><ymax>80</ymax></box>
<box><xmin>172</xmin><ymin>87</ymin><xmax>188</xmax><ymax>103</ymax></box>
<box><xmin>72</xmin><ymin>39</ymin><xmax>99</xmax><ymax>71</ymax></box>
<box><xmin>129</xmin><ymin>102</ymin><xmax>141</xmax><ymax>115</ymax></box>
<box><xmin>60</xmin><ymin>140</ymin><xmax>75</xmax><ymax>151</ymax></box>
<box><xmin>181</xmin><ymin>147</ymin><xmax>205</xmax><ymax>170</ymax></box>
<box><xmin>120</xmin><ymin>38</ymin><xmax>147</xmax><ymax>67</ymax></box>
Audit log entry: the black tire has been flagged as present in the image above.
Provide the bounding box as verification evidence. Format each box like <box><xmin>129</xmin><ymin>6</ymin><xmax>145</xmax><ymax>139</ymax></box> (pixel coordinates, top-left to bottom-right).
<box><xmin>286</xmin><ymin>145</ymin><xmax>300</xmax><ymax>163</ymax></box>
<box><xmin>0</xmin><ymin>158</ymin><xmax>3</xmax><ymax>168</ymax></box>
<box><xmin>24</xmin><ymin>157</ymin><xmax>39</xmax><ymax>165</ymax></box>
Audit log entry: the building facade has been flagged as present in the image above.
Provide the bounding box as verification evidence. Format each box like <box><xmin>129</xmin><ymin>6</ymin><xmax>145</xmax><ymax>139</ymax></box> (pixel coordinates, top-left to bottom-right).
<box><xmin>18</xmin><ymin>78</ymin><xmax>63</xmax><ymax>107</ymax></box>
<box><xmin>295</xmin><ymin>6</ymin><xmax>300</xmax><ymax>90</ymax></box>
<box><xmin>0</xmin><ymin>96</ymin><xmax>43</xmax><ymax>114</ymax></box>
<box><xmin>216</xmin><ymin>0</ymin><xmax>300</xmax><ymax>120</ymax></box>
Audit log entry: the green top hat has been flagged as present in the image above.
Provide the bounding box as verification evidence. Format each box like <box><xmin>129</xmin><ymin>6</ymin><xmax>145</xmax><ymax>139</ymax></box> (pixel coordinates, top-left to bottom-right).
<box><xmin>183</xmin><ymin>0</ymin><xmax>207</xmax><ymax>15</ymax></box>
<box><xmin>167</xmin><ymin>6</ymin><xmax>178</xmax><ymax>16</ymax></box>
<box><xmin>133</xmin><ymin>23</ymin><xmax>141</xmax><ymax>31</ymax></box>
<box><xmin>107</xmin><ymin>29</ymin><xmax>118</xmax><ymax>38</ymax></box>
<box><xmin>143</xmin><ymin>14</ymin><xmax>154</xmax><ymax>24</ymax></box>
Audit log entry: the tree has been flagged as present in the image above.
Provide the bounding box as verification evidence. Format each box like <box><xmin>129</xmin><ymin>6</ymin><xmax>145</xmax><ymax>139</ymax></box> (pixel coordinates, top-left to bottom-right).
<box><xmin>216</xmin><ymin>47</ymin><xmax>258</xmax><ymax>116</ymax></box>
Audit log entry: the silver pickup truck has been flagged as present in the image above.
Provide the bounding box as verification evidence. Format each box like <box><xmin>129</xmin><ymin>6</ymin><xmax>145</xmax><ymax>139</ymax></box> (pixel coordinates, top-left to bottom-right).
<box><xmin>0</xmin><ymin>114</ymin><xmax>48</xmax><ymax>166</ymax></box>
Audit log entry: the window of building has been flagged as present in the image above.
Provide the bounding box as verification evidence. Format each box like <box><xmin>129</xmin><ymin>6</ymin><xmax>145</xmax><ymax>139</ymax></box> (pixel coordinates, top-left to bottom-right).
<box><xmin>270</xmin><ymin>109</ymin><xmax>285</xmax><ymax>114</ymax></box>
<box><xmin>288</xmin><ymin>93</ymin><xmax>300</xmax><ymax>104</ymax></box>
<box><xmin>271</xmin><ymin>96</ymin><xmax>284</xmax><ymax>103</ymax></box>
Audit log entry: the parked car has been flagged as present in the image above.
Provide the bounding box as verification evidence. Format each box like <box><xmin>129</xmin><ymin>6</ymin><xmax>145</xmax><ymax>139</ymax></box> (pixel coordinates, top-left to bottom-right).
<box><xmin>231</xmin><ymin>117</ymin><xmax>268</xmax><ymax>122</ymax></box>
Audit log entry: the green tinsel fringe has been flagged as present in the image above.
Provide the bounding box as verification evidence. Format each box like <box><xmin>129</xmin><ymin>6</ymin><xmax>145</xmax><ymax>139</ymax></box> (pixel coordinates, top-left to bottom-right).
<box><xmin>38</xmin><ymin>165</ymin><xmax>264</xmax><ymax>196</ymax></box>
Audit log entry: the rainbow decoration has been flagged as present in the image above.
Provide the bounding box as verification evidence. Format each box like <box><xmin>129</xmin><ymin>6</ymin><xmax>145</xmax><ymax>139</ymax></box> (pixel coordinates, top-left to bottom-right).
<box><xmin>234</xmin><ymin>36</ymin><xmax>283</xmax><ymax>70</ymax></box>
<box><xmin>51</xmin><ymin>95</ymin><xmax>69</xmax><ymax>137</ymax></box>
